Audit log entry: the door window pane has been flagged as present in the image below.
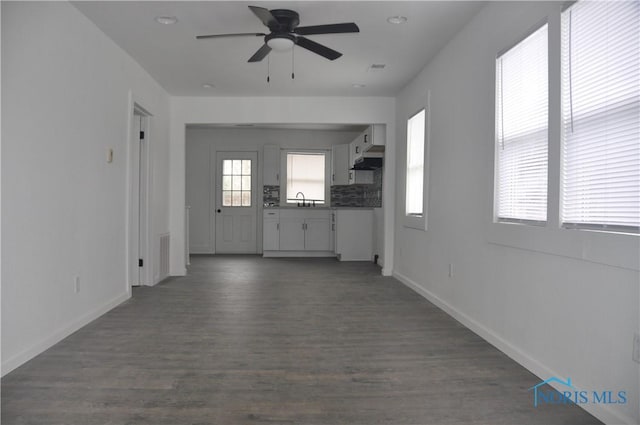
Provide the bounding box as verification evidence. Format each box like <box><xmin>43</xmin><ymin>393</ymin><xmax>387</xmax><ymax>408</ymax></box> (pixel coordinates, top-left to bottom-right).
<box><xmin>222</xmin><ymin>176</ymin><xmax>231</xmax><ymax>190</ymax></box>
<box><xmin>223</xmin><ymin>191</ymin><xmax>232</xmax><ymax>207</ymax></box>
<box><xmin>222</xmin><ymin>159</ymin><xmax>252</xmax><ymax>207</ymax></box>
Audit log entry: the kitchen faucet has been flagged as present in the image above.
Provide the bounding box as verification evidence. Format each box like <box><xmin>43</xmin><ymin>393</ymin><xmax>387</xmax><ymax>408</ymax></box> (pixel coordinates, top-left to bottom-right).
<box><xmin>295</xmin><ymin>192</ymin><xmax>307</xmax><ymax>207</ymax></box>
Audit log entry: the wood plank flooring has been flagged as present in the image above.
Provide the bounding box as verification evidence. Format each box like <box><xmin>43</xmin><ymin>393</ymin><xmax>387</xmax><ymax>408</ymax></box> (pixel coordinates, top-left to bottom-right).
<box><xmin>2</xmin><ymin>256</ymin><xmax>601</xmax><ymax>424</ymax></box>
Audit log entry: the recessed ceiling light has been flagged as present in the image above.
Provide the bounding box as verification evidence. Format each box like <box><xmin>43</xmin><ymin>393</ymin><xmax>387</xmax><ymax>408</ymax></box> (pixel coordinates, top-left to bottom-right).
<box><xmin>352</xmin><ymin>84</ymin><xmax>366</xmax><ymax>88</ymax></box>
<box><xmin>155</xmin><ymin>16</ymin><xmax>178</xmax><ymax>25</ymax></box>
<box><xmin>387</xmin><ymin>16</ymin><xmax>408</xmax><ymax>25</ymax></box>
<box><xmin>202</xmin><ymin>83</ymin><xmax>215</xmax><ymax>89</ymax></box>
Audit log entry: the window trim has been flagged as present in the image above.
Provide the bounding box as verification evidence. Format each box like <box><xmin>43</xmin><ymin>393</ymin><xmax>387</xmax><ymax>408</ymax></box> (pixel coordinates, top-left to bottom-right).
<box><xmin>280</xmin><ymin>149</ymin><xmax>331</xmax><ymax>207</ymax></box>
<box><xmin>404</xmin><ymin>96</ymin><xmax>430</xmax><ymax>231</ymax></box>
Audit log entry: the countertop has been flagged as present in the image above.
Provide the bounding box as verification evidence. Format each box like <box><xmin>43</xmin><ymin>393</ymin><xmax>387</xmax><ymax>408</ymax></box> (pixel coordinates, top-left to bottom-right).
<box><xmin>264</xmin><ymin>206</ymin><xmax>375</xmax><ymax>210</ymax></box>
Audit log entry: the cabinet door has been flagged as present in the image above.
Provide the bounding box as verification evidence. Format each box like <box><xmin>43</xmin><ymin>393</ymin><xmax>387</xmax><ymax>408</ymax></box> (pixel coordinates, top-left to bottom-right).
<box><xmin>304</xmin><ymin>218</ymin><xmax>331</xmax><ymax>251</ymax></box>
<box><xmin>263</xmin><ymin>144</ymin><xmax>280</xmax><ymax>186</ymax></box>
<box><xmin>350</xmin><ymin>138</ymin><xmax>363</xmax><ymax>165</ymax></box>
<box><xmin>335</xmin><ymin>210</ymin><xmax>373</xmax><ymax>261</ymax></box>
<box><xmin>279</xmin><ymin>217</ymin><xmax>305</xmax><ymax>251</ymax></box>
<box><xmin>331</xmin><ymin>144</ymin><xmax>350</xmax><ymax>186</ymax></box>
<box><xmin>263</xmin><ymin>220</ymin><xmax>280</xmax><ymax>251</ymax></box>
<box><xmin>361</xmin><ymin>126</ymin><xmax>372</xmax><ymax>151</ymax></box>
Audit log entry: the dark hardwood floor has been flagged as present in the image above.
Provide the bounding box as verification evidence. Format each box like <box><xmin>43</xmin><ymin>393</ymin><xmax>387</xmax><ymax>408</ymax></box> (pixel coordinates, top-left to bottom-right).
<box><xmin>2</xmin><ymin>256</ymin><xmax>601</xmax><ymax>424</ymax></box>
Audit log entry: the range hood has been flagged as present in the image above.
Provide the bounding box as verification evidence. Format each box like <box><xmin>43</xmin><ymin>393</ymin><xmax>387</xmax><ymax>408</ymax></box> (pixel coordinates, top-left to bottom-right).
<box><xmin>352</xmin><ymin>157</ymin><xmax>383</xmax><ymax>170</ymax></box>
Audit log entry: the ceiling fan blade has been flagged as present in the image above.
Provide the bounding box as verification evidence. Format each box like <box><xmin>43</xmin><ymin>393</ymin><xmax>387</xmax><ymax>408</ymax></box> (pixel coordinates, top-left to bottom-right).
<box><xmin>295</xmin><ymin>23</ymin><xmax>360</xmax><ymax>36</ymax></box>
<box><xmin>295</xmin><ymin>36</ymin><xmax>342</xmax><ymax>60</ymax></box>
<box><xmin>248</xmin><ymin>6</ymin><xmax>278</xmax><ymax>28</ymax></box>
<box><xmin>248</xmin><ymin>43</ymin><xmax>272</xmax><ymax>62</ymax></box>
<box><xmin>196</xmin><ymin>32</ymin><xmax>265</xmax><ymax>40</ymax></box>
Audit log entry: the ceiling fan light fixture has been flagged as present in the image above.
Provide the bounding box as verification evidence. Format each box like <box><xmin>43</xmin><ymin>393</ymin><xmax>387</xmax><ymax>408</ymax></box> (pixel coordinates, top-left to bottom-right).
<box><xmin>266</xmin><ymin>35</ymin><xmax>295</xmax><ymax>51</ymax></box>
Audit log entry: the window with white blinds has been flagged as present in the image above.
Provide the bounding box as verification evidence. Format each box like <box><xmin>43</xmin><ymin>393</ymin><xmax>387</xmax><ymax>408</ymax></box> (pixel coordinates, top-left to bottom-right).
<box><xmin>406</xmin><ymin>109</ymin><xmax>426</xmax><ymax>217</ymax></box>
<box><xmin>561</xmin><ymin>1</ymin><xmax>640</xmax><ymax>232</ymax></box>
<box><xmin>286</xmin><ymin>152</ymin><xmax>326</xmax><ymax>204</ymax></box>
<box><xmin>496</xmin><ymin>24</ymin><xmax>549</xmax><ymax>223</ymax></box>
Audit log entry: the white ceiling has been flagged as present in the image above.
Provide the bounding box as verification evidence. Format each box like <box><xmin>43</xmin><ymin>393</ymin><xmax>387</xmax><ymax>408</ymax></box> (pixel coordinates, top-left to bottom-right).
<box><xmin>73</xmin><ymin>1</ymin><xmax>485</xmax><ymax>97</ymax></box>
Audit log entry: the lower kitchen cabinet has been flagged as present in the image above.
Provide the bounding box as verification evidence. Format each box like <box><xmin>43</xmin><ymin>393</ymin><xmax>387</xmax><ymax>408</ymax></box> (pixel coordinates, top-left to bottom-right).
<box><xmin>279</xmin><ymin>216</ymin><xmax>306</xmax><ymax>251</ymax></box>
<box><xmin>263</xmin><ymin>210</ymin><xmax>280</xmax><ymax>251</ymax></box>
<box><xmin>263</xmin><ymin>209</ymin><xmax>334</xmax><ymax>256</ymax></box>
<box><xmin>304</xmin><ymin>218</ymin><xmax>332</xmax><ymax>251</ymax></box>
<box><xmin>334</xmin><ymin>209</ymin><xmax>373</xmax><ymax>261</ymax></box>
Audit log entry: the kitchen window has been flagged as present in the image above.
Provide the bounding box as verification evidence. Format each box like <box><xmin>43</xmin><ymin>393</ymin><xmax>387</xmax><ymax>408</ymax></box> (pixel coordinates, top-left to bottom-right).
<box><xmin>283</xmin><ymin>151</ymin><xmax>330</xmax><ymax>205</ymax></box>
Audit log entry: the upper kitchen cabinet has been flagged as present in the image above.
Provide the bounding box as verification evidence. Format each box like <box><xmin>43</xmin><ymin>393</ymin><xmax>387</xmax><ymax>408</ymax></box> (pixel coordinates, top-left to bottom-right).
<box><xmin>331</xmin><ymin>144</ymin><xmax>350</xmax><ymax>186</ymax></box>
<box><xmin>349</xmin><ymin>125</ymin><xmax>386</xmax><ymax>166</ymax></box>
<box><xmin>362</xmin><ymin>124</ymin><xmax>386</xmax><ymax>153</ymax></box>
<box><xmin>263</xmin><ymin>144</ymin><xmax>280</xmax><ymax>186</ymax></box>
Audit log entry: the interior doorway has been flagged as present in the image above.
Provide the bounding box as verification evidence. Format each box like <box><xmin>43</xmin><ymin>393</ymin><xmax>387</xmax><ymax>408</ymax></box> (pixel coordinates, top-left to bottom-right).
<box><xmin>128</xmin><ymin>104</ymin><xmax>151</xmax><ymax>287</ymax></box>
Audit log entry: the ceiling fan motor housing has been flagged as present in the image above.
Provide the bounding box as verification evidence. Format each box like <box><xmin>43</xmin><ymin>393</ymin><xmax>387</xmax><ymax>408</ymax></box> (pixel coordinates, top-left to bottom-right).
<box><xmin>268</xmin><ymin>9</ymin><xmax>300</xmax><ymax>32</ymax></box>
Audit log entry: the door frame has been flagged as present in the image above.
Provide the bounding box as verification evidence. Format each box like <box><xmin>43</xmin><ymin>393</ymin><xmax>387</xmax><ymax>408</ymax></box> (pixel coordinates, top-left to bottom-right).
<box><xmin>127</xmin><ymin>99</ymin><xmax>152</xmax><ymax>290</ymax></box>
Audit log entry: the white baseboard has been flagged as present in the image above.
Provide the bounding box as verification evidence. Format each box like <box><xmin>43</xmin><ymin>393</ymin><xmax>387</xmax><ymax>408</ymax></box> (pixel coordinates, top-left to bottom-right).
<box><xmin>1</xmin><ymin>291</ymin><xmax>131</xmax><ymax>377</ymax></box>
<box><xmin>392</xmin><ymin>271</ymin><xmax>636</xmax><ymax>425</ymax></box>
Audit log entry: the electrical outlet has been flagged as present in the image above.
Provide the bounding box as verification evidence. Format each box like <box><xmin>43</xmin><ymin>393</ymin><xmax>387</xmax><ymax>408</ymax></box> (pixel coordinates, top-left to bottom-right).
<box><xmin>633</xmin><ymin>333</ymin><xmax>640</xmax><ymax>363</ymax></box>
<box><xmin>448</xmin><ymin>263</ymin><xmax>453</xmax><ymax>278</ymax></box>
<box><xmin>74</xmin><ymin>276</ymin><xmax>80</xmax><ymax>294</ymax></box>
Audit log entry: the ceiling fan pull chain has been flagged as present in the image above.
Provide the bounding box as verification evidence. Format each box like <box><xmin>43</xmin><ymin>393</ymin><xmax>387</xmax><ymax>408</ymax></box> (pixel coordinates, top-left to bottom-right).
<box><xmin>291</xmin><ymin>47</ymin><xmax>295</xmax><ymax>80</ymax></box>
<box><xmin>267</xmin><ymin>55</ymin><xmax>270</xmax><ymax>83</ymax></box>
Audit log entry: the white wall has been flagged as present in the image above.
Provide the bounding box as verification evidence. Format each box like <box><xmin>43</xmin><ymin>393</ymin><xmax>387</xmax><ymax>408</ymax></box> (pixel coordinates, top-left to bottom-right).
<box><xmin>170</xmin><ymin>97</ymin><xmax>396</xmax><ymax>276</ymax></box>
<box><xmin>186</xmin><ymin>127</ymin><xmax>361</xmax><ymax>254</ymax></box>
<box><xmin>393</xmin><ymin>2</ymin><xmax>639</xmax><ymax>424</ymax></box>
<box><xmin>1</xmin><ymin>2</ymin><xmax>170</xmax><ymax>375</ymax></box>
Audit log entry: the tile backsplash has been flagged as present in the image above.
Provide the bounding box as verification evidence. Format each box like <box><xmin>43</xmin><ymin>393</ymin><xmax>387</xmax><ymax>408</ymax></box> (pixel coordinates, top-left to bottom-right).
<box><xmin>263</xmin><ymin>168</ymin><xmax>382</xmax><ymax>208</ymax></box>
<box><xmin>263</xmin><ymin>185</ymin><xmax>280</xmax><ymax>206</ymax></box>
<box><xmin>331</xmin><ymin>168</ymin><xmax>382</xmax><ymax>208</ymax></box>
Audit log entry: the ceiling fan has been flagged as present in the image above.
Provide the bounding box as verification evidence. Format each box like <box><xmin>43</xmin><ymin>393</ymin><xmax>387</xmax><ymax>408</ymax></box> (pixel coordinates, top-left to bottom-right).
<box><xmin>196</xmin><ymin>6</ymin><xmax>359</xmax><ymax>62</ymax></box>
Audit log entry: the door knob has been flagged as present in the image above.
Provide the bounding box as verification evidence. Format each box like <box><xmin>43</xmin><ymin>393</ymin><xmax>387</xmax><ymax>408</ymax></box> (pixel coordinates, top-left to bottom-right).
<box><xmin>217</xmin><ymin>209</ymin><xmax>221</xmax><ymax>213</ymax></box>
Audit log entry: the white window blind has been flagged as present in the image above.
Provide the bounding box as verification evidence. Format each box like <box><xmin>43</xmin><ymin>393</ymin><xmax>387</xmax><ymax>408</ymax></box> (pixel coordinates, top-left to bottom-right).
<box><xmin>496</xmin><ymin>24</ymin><xmax>548</xmax><ymax>223</ymax></box>
<box><xmin>561</xmin><ymin>1</ymin><xmax>640</xmax><ymax>232</ymax></box>
<box><xmin>406</xmin><ymin>109</ymin><xmax>425</xmax><ymax>216</ymax></box>
<box><xmin>286</xmin><ymin>153</ymin><xmax>326</xmax><ymax>204</ymax></box>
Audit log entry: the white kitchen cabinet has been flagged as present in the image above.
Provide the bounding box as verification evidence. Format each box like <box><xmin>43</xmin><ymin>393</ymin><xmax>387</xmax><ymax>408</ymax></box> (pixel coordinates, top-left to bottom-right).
<box><xmin>263</xmin><ymin>209</ymin><xmax>333</xmax><ymax>256</ymax></box>
<box><xmin>334</xmin><ymin>209</ymin><xmax>373</xmax><ymax>261</ymax></box>
<box><xmin>350</xmin><ymin>135</ymin><xmax>364</xmax><ymax>165</ymax></box>
<box><xmin>361</xmin><ymin>124</ymin><xmax>386</xmax><ymax>153</ymax></box>
<box><xmin>279</xmin><ymin>216</ymin><xmax>305</xmax><ymax>251</ymax></box>
<box><xmin>263</xmin><ymin>210</ymin><xmax>280</xmax><ymax>251</ymax></box>
<box><xmin>331</xmin><ymin>144</ymin><xmax>350</xmax><ymax>186</ymax></box>
<box><xmin>305</xmin><ymin>218</ymin><xmax>332</xmax><ymax>251</ymax></box>
<box><xmin>349</xmin><ymin>125</ymin><xmax>386</xmax><ymax>167</ymax></box>
<box><xmin>263</xmin><ymin>144</ymin><xmax>280</xmax><ymax>185</ymax></box>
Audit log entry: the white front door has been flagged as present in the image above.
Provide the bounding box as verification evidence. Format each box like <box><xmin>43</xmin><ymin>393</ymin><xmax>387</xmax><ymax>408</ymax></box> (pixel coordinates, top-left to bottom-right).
<box><xmin>215</xmin><ymin>151</ymin><xmax>258</xmax><ymax>253</ymax></box>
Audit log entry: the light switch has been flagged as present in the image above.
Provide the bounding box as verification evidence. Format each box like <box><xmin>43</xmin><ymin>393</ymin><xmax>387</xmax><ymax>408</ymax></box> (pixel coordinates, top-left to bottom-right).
<box><xmin>107</xmin><ymin>148</ymin><xmax>114</xmax><ymax>163</ymax></box>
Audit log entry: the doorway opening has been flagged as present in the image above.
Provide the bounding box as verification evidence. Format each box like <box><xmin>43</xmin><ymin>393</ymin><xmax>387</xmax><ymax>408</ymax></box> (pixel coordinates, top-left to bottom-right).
<box><xmin>128</xmin><ymin>103</ymin><xmax>151</xmax><ymax>287</ymax></box>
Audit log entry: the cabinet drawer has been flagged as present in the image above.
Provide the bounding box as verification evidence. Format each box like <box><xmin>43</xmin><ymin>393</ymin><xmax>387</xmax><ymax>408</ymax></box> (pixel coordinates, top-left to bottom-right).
<box><xmin>263</xmin><ymin>210</ymin><xmax>280</xmax><ymax>219</ymax></box>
